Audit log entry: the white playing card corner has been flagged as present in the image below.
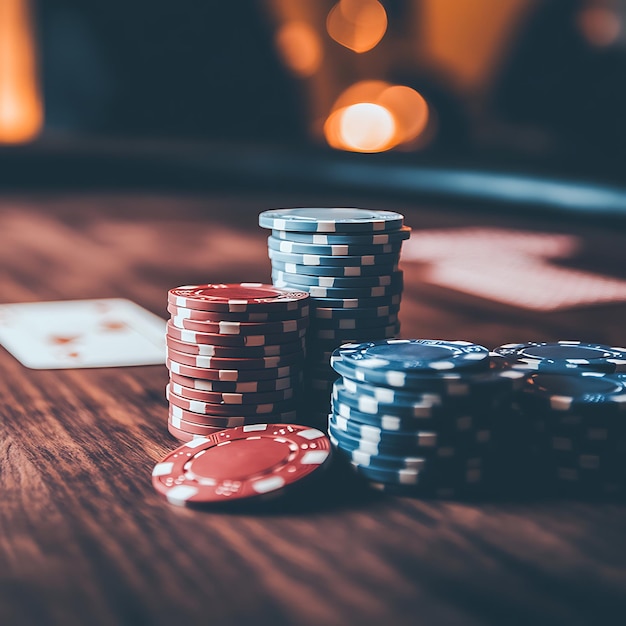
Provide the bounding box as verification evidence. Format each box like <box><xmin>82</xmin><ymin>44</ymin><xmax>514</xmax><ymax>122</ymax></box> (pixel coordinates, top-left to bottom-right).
<box><xmin>0</xmin><ymin>298</ymin><xmax>166</xmax><ymax>369</ymax></box>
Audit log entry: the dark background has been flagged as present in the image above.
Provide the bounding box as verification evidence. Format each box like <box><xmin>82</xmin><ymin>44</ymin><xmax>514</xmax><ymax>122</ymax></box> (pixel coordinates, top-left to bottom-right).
<box><xmin>0</xmin><ymin>0</ymin><xmax>620</xmax><ymax>205</ymax></box>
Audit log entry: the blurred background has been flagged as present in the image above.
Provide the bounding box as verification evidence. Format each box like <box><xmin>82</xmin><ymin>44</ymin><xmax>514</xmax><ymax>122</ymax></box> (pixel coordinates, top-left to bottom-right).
<box><xmin>1</xmin><ymin>0</ymin><xmax>626</xmax><ymax>212</ymax></box>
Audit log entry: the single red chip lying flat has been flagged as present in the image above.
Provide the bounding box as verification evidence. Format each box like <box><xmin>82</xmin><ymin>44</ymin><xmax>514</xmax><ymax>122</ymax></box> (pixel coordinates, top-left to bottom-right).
<box><xmin>152</xmin><ymin>423</ymin><xmax>331</xmax><ymax>506</ymax></box>
<box><xmin>168</xmin><ymin>283</ymin><xmax>309</xmax><ymax>313</ymax></box>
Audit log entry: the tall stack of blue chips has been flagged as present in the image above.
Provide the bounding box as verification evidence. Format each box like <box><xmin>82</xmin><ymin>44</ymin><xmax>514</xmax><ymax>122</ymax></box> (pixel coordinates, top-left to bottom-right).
<box><xmin>259</xmin><ymin>207</ymin><xmax>411</xmax><ymax>429</ymax></box>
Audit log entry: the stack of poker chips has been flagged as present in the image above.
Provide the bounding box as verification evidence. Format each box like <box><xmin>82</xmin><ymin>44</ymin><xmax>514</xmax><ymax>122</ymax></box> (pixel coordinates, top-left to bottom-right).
<box><xmin>328</xmin><ymin>339</ymin><xmax>526</xmax><ymax>498</ymax></box>
<box><xmin>165</xmin><ymin>283</ymin><xmax>309</xmax><ymax>442</ymax></box>
<box><xmin>259</xmin><ymin>208</ymin><xmax>411</xmax><ymax>428</ymax></box>
<box><xmin>492</xmin><ymin>341</ymin><xmax>626</xmax><ymax>496</ymax></box>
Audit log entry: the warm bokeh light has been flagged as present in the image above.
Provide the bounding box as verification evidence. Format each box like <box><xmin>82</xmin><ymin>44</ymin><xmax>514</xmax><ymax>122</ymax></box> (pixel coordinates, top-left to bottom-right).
<box><xmin>325</xmin><ymin>103</ymin><xmax>396</xmax><ymax>152</ymax></box>
<box><xmin>324</xmin><ymin>80</ymin><xmax>431</xmax><ymax>152</ymax></box>
<box><xmin>577</xmin><ymin>6</ymin><xmax>621</xmax><ymax>47</ymax></box>
<box><xmin>326</xmin><ymin>0</ymin><xmax>388</xmax><ymax>53</ymax></box>
<box><xmin>378</xmin><ymin>85</ymin><xmax>430</xmax><ymax>145</ymax></box>
<box><xmin>0</xmin><ymin>0</ymin><xmax>43</xmax><ymax>143</ymax></box>
<box><xmin>275</xmin><ymin>21</ymin><xmax>323</xmax><ymax>77</ymax></box>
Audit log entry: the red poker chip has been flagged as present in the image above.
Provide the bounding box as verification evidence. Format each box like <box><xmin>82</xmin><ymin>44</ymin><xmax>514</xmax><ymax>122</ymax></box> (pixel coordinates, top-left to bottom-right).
<box><xmin>166</xmin><ymin>386</ymin><xmax>297</xmax><ymax>416</ymax></box>
<box><xmin>167</xmin><ymin>321</ymin><xmax>306</xmax><ymax>346</ymax></box>
<box><xmin>168</xmin><ymin>381</ymin><xmax>295</xmax><ymax>404</ymax></box>
<box><xmin>168</xmin><ymin>418</ymin><xmax>238</xmax><ymax>437</ymax></box>
<box><xmin>168</xmin><ymin>303</ymin><xmax>310</xmax><ymax>323</ymax></box>
<box><xmin>169</xmin><ymin>314</ymin><xmax>309</xmax><ymax>336</ymax></box>
<box><xmin>169</xmin><ymin>371</ymin><xmax>301</xmax><ymax>394</ymax></box>
<box><xmin>168</xmin><ymin>283</ymin><xmax>309</xmax><ymax>313</ymax></box>
<box><xmin>166</xmin><ymin>336</ymin><xmax>305</xmax><ymax>358</ymax></box>
<box><xmin>168</xmin><ymin>414</ymin><xmax>236</xmax><ymax>433</ymax></box>
<box><xmin>169</xmin><ymin>405</ymin><xmax>289</xmax><ymax>429</ymax></box>
<box><xmin>165</xmin><ymin>347</ymin><xmax>304</xmax><ymax>370</ymax></box>
<box><xmin>169</xmin><ymin>404</ymin><xmax>298</xmax><ymax>427</ymax></box>
<box><xmin>152</xmin><ymin>423</ymin><xmax>332</xmax><ymax>506</ymax></box>
<box><xmin>169</xmin><ymin>403</ymin><xmax>298</xmax><ymax>424</ymax></box>
<box><xmin>167</xmin><ymin>420</ymin><xmax>211</xmax><ymax>443</ymax></box>
<box><xmin>166</xmin><ymin>359</ymin><xmax>299</xmax><ymax>381</ymax></box>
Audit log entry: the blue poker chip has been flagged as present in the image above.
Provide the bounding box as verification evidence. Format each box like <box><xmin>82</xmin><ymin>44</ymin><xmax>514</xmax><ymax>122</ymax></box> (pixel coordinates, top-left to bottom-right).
<box><xmin>259</xmin><ymin>208</ymin><xmax>405</xmax><ymax>233</ymax></box>
<box><xmin>328</xmin><ymin>417</ymin><xmax>490</xmax><ymax>456</ymax></box>
<box><xmin>339</xmin><ymin>372</ymin><xmax>520</xmax><ymax>406</ymax></box>
<box><xmin>521</xmin><ymin>371</ymin><xmax>626</xmax><ymax>414</ymax></box>
<box><xmin>271</xmin><ymin>225</ymin><xmax>412</xmax><ymax>244</ymax></box>
<box><xmin>267</xmin><ymin>236</ymin><xmax>403</xmax><ymax>257</ymax></box>
<box><xmin>329</xmin><ymin>410</ymin><xmax>492</xmax><ymax>449</ymax></box>
<box><xmin>332</xmin><ymin>338</ymin><xmax>490</xmax><ymax>380</ymax></box>
<box><xmin>493</xmin><ymin>341</ymin><xmax>626</xmax><ymax>374</ymax></box>
<box><xmin>271</xmin><ymin>258</ymin><xmax>400</xmax><ymax>278</ymax></box>
<box><xmin>333</xmin><ymin>381</ymin><xmax>442</xmax><ymax>419</ymax></box>
<box><xmin>332</xmin><ymin>399</ymin><xmax>488</xmax><ymax>434</ymax></box>
<box><xmin>349</xmin><ymin>460</ymin><xmax>483</xmax><ymax>488</ymax></box>
<box><xmin>272</xmin><ymin>280</ymin><xmax>403</xmax><ymax>300</ymax></box>
<box><xmin>329</xmin><ymin>421</ymin><xmax>451</xmax><ymax>458</ymax></box>
<box><xmin>310</xmin><ymin>322</ymin><xmax>399</xmax><ymax>343</ymax></box>
<box><xmin>312</xmin><ymin>304</ymin><xmax>400</xmax><ymax>320</ymax></box>
<box><xmin>272</xmin><ymin>269</ymin><xmax>403</xmax><ymax>289</ymax></box>
<box><xmin>309</xmin><ymin>313</ymin><xmax>399</xmax><ymax>331</ymax></box>
<box><xmin>331</xmin><ymin>349</ymin><xmax>525</xmax><ymax>393</ymax></box>
<box><xmin>268</xmin><ymin>248</ymin><xmax>401</xmax><ymax>268</ymax></box>
<box><xmin>328</xmin><ymin>433</ymin><xmax>427</xmax><ymax>470</ymax></box>
<box><xmin>307</xmin><ymin>294</ymin><xmax>401</xmax><ymax>309</ymax></box>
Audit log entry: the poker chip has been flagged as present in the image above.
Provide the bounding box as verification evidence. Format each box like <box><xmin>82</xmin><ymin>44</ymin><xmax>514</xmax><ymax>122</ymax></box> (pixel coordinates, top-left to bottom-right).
<box><xmin>332</xmin><ymin>339</ymin><xmax>490</xmax><ymax>381</ymax></box>
<box><xmin>167</xmin><ymin>359</ymin><xmax>298</xmax><ymax>381</ymax></box>
<box><xmin>152</xmin><ymin>423</ymin><xmax>332</xmax><ymax>506</ymax></box>
<box><xmin>165</xmin><ymin>347</ymin><xmax>303</xmax><ymax>370</ymax></box>
<box><xmin>168</xmin><ymin>382</ymin><xmax>294</xmax><ymax>405</ymax></box>
<box><xmin>168</xmin><ymin>404</ymin><xmax>298</xmax><ymax>430</ymax></box>
<box><xmin>267</xmin><ymin>236</ymin><xmax>402</xmax><ymax>257</ymax></box>
<box><xmin>270</xmin><ymin>259</ymin><xmax>399</xmax><ymax>277</ymax></box>
<box><xmin>271</xmin><ymin>225</ymin><xmax>411</xmax><ymax>244</ymax></box>
<box><xmin>166</xmin><ymin>336</ymin><xmax>305</xmax><ymax>358</ymax></box>
<box><xmin>259</xmin><ymin>208</ymin><xmax>404</xmax><ymax>233</ymax></box>
<box><xmin>166</xmin><ymin>386</ymin><xmax>297</xmax><ymax>416</ymax></box>
<box><xmin>169</xmin><ymin>314</ymin><xmax>309</xmax><ymax>335</ymax></box>
<box><xmin>268</xmin><ymin>248</ymin><xmax>400</xmax><ymax>268</ymax></box>
<box><xmin>329</xmin><ymin>414</ymin><xmax>491</xmax><ymax>452</ymax></box>
<box><xmin>522</xmin><ymin>371</ymin><xmax>626</xmax><ymax>413</ymax></box>
<box><xmin>165</xmin><ymin>283</ymin><xmax>308</xmax><ymax>440</ymax></box>
<box><xmin>305</xmin><ymin>294</ymin><xmax>401</xmax><ymax>309</ymax></box>
<box><xmin>169</xmin><ymin>371</ymin><xmax>300</xmax><ymax>394</ymax></box>
<box><xmin>166</xmin><ymin>321</ymin><xmax>306</xmax><ymax>346</ymax></box>
<box><xmin>167</xmin><ymin>420</ymin><xmax>207</xmax><ymax>443</ymax></box>
<box><xmin>167</xmin><ymin>303</ymin><xmax>309</xmax><ymax>322</ymax></box>
<box><xmin>169</xmin><ymin>409</ymin><xmax>249</xmax><ymax>429</ymax></box>
<box><xmin>272</xmin><ymin>269</ymin><xmax>403</xmax><ymax>289</ymax></box>
<box><xmin>168</xmin><ymin>283</ymin><xmax>309</xmax><ymax>312</ymax></box>
<box><xmin>273</xmin><ymin>281</ymin><xmax>403</xmax><ymax>300</ymax></box>
<box><xmin>333</xmin><ymin>399</ymin><xmax>484</xmax><ymax>433</ymax></box>
<box><xmin>314</xmin><ymin>321</ymin><xmax>399</xmax><ymax>340</ymax></box>
<box><xmin>492</xmin><ymin>341</ymin><xmax>626</xmax><ymax>374</ymax></box>
<box><xmin>309</xmin><ymin>313</ymin><xmax>399</xmax><ymax>331</ymax></box>
<box><xmin>312</xmin><ymin>304</ymin><xmax>400</xmax><ymax>320</ymax></box>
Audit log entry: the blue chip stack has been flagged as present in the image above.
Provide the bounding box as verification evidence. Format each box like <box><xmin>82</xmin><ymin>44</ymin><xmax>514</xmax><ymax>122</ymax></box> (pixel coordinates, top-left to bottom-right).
<box><xmin>259</xmin><ymin>208</ymin><xmax>411</xmax><ymax>428</ymax></box>
<box><xmin>329</xmin><ymin>339</ymin><xmax>526</xmax><ymax>498</ymax></box>
<box><xmin>493</xmin><ymin>341</ymin><xmax>626</xmax><ymax>497</ymax></box>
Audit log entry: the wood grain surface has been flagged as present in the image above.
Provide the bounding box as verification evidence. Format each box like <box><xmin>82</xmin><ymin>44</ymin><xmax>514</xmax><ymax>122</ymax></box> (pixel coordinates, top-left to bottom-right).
<box><xmin>1</xmin><ymin>192</ymin><xmax>626</xmax><ymax>626</ymax></box>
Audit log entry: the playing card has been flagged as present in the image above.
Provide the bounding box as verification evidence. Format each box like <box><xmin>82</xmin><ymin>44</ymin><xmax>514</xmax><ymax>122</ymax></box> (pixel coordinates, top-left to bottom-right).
<box><xmin>0</xmin><ymin>298</ymin><xmax>166</xmax><ymax>369</ymax></box>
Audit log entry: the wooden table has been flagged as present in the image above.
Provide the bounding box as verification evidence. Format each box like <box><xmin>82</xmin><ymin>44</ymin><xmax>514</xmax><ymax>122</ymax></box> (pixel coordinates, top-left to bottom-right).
<box><xmin>2</xmin><ymin>192</ymin><xmax>626</xmax><ymax>626</ymax></box>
